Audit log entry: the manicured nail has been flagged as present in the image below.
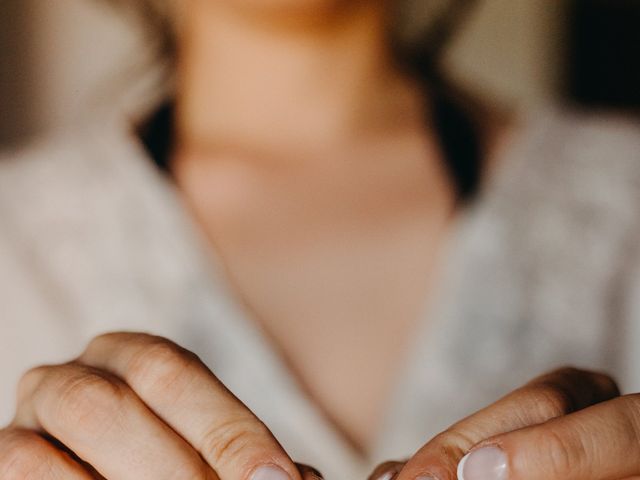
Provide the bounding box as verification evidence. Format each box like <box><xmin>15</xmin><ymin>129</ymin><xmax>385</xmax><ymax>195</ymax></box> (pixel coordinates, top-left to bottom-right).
<box><xmin>301</xmin><ymin>467</ymin><xmax>324</xmax><ymax>479</ymax></box>
<box><xmin>369</xmin><ymin>461</ymin><xmax>405</xmax><ymax>480</ymax></box>
<box><xmin>457</xmin><ymin>446</ymin><xmax>508</xmax><ymax>480</ymax></box>
<box><xmin>415</xmin><ymin>476</ymin><xmax>437</xmax><ymax>480</ymax></box>
<box><xmin>252</xmin><ymin>465</ymin><xmax>291</xmax><ymax>480</ymax></box>
<box><xmin>376</xmin><ymin>472</ymin><xmax>396</xmax><ymax>480</ymax></box>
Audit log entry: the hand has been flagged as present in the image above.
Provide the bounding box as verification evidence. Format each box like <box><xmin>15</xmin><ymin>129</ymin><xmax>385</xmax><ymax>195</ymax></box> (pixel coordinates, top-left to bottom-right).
<box><xmin>0</xmin><ymin>333</ymin><xmax>320</xmax><ymax>480</ymax></box>
<box><xmin>368</xmin><ymin>367</ymin><xmax>640</xmax><ymax>480</ymax></box>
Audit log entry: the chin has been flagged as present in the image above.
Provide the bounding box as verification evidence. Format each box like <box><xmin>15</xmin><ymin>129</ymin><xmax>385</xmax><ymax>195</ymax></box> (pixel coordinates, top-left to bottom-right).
<box><xmin>222</xmin><ymin>0</ymin><xmax>359</xmax><ymax>18</ymax></box>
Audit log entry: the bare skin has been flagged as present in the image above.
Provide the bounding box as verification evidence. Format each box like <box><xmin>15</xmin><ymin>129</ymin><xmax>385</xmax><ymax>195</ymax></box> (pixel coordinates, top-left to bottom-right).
<box><xmin>2</xmin><ymin>333</ymin><xmax>309</xmax><ymax>480</ymax></box>
<box><xmin>371</xmin><ymin>368</ymin><xmax>640</xmax><ymax>480</ymax></box>
<box><xmin>2</xmin><ymin>2</ymin><xmax>637</xmax><ymax>479</ymax></box>
<box><xmin>173</xmin><ymin>0</ymin><xmax>456</xmax><ymax>451</ymax></box>
<box><xmin>6</xmin><ymin>1</ymin><xmax>597</xmax><ymax>479</ymax></box>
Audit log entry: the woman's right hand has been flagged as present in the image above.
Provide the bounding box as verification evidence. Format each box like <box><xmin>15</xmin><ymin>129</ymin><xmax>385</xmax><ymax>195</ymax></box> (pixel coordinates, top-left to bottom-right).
<box><xmin>0</xmin><ymin>332</ymin><xmax>318</xmax><ymax>480</ymax></box>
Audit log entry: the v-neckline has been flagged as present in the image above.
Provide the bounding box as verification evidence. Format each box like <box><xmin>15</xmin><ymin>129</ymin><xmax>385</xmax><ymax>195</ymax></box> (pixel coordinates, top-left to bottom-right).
<box><xmin>132</xmin><ymin>99</ymin><xmax>464</xmax><ymax>461</ymax></box>
<box><xmin>115</xmin><ymin>119</ymin><xmax>383</xmax><ymax>475</ymax></box>
<box><xmin>148</xmin><ymin>170</ymin><xmax>459</xmax><ymax>475</ymax></box>
<box><xmin>113</xmin><ymin>94</ymin><xmax>534</xmax><ymax>478</ymax></box>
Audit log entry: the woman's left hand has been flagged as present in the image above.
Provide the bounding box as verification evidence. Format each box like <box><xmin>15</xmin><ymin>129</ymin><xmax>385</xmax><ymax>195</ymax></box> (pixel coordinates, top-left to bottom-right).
<box><xmin>368</xmin><ymin>367</ymin><xmax>640</xmax><ymax>480</ymax></box>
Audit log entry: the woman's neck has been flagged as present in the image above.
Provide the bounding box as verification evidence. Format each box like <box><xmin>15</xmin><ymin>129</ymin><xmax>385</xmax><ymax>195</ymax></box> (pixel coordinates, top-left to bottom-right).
<box><xmin>175</xmin><ymin>0</ymin><xmax>427</xmax><ymax>158</ymax></box>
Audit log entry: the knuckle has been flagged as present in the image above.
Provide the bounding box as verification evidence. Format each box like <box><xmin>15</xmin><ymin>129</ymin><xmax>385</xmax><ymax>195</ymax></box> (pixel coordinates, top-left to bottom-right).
<box><xmin>547</xmin><ymin>366</ymin><xmax>587</xmax><ymax>378</ymax></box>
<box><xmin>17</xmin><ymin>366</ymin><xmax>50</xmax><ymax>403</ymax></box>
<box><xmin>589</xmin><ymin>371</ymin><xmax>621</xmax><ymax>398</ymax></box>
<box><xmin>53</xmin><ymin>368</ymin><xmax>126</xmax><ymax>433</ymax></box>
<box><xmin>624</xmin><ymin>393</ymin><xmax>640</xmax><ymax>413</ymax></box>
<box><xmin>548</xmin><ymin>366</ymin><xmax>618</xmax><ymax>392</ymax></box>
<box><xmin>525</xmin><ymin>383</ymin><xmax>577</xmax><ymax>419</ymax></box>
<box><xmin>90</xmin><ymin>331</ymin><xmax>127</xmax><ymax>344</ymax></box>
<box><xmin>85</xmin><ymin>331</ymin><xmax>141</xmax><ymax>352</ymax></box>
<box><xmin>542</xmin><ymin>429</ymin><xmax>572</xmax><ymax>475</ymax></box>
<box><xmin>618</xmin><ymin>395</ymin><xmax>640</xmax><ymax>440</ymax></box>
<box><xmin>527</xmin><ymin>428</ymin><xmax>584</xmax><ymax>478</ymax></box>
<box><xmin>166</xmin><ymin>460</ymin><xmax>212</xmax><ymax>480</ymax></box>
<box><xmin>200</xmin><ymin>417</ymin><xmax>271</xmax><ymax>466</ymax></box>
<box><xmin>127</xmin><ymin>338</ymin><xmax>200</xmax><ymax>395</ymax></box>
<box><xmin>0</xmin><ymin>430</ymin><xmax>52</xmax><ymax>479</ymax></box>
<box><xmin>83</xmin><ymin>332</ymin><xmax>158</xmax><ymax>362</ymax></box>
<box><xmin>429</xmin><ymin>428</ymin><xmax>474</xmax><ymax>458</ymax></box>
<box><xmin>85</xmin><ymin>332</ymin><xmax>113</xmax><ymax>349</ymax></box>
<box><xmin>528</xmin><ymin>367</ymin><xmax>620</xmax><ymax>418</ymax></box>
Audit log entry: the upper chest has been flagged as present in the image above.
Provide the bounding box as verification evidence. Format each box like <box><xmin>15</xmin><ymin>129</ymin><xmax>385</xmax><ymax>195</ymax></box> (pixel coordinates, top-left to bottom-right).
<box><xmin>173</xmin><ymin>143</ymin><xmax>454</xmax><ymax>317</ymax></box>
<box><xmin>173</xmin><ymin>148</ymin><xmax>455</xmax><ymax>449</ymax></box>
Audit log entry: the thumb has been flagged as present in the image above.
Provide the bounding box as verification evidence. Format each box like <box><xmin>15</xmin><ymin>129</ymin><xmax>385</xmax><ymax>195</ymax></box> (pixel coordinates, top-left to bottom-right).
<box><xmin>457</xmin><ymin>394</ymin><xmax>640</xmax><ymax>480</ymax></box>
<box><xmin>394</xmin><ymin>368</ymin><xmax>618</xmax><ymax>480</ymax></box>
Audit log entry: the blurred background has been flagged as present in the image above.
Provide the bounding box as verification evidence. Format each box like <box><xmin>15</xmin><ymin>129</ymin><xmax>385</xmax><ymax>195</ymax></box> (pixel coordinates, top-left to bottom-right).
<box><xmin>1</xmin><ymin>0</ymin><xmax>638</xmax><ymax>148</ymax></box>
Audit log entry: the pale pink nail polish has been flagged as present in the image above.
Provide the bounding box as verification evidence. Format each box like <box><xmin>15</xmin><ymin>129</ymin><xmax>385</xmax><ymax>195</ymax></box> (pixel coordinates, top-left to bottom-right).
<box><xmin>376</xmin><ymin>472</ymin><xmax>396</xmax><ymax>480</ymax></box>
<box><xmin>252</xmin><ymin>465</ymin><xmax>291</xmax><ymax>480</ymax></box>
<box><xmin>457</xmin><ymin>446</ymin><xmax>508</xmax><ymax>480</ymax></box>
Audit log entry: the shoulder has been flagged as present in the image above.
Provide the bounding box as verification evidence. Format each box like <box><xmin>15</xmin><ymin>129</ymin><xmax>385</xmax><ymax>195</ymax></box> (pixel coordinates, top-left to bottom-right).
<box><xmin>442</xmin><ymin>106</ymin><xmax>640</xmax><ymax>388</ymax></box>
<box><xmin>484</xmin><ymin>106</ymin><xmax>640</xmax><ymax>238</ymax></box>
<box><xmin>461</xmin><ymin>105</ymin><xmax>640</xmax><ymax>309</ymax></box>
<box><xmin>0</xmin><ymin>121</ymin><xmax>137</xmax><ymax>202</ymax></box>
<box><xmin>537</xmin><ymin>105</ymin><xmax>640</xmax><ymax>147</ymax></box>
<box><xmin>537</xmin><ymin>105</ymin><xmax>640</xmax><ymax>183</ymax></box>
<box><xmin>0</xmin><ymin>120</ymin><xmax>197</xmax><ymax>365</ymax></box>
<box><xmin>0</xmin><ymin>120</ymin><xmax>185</xmax><ymax>305</ymax></box>
<box><xmin>497</xmin><ymin>105</ymin><xmax>640</xmax><ymax>197</ymax></box>
<box><xmin>0</xmin><ymin>119</ymin><xmax>172</xmax><ymax>237</ymax></box>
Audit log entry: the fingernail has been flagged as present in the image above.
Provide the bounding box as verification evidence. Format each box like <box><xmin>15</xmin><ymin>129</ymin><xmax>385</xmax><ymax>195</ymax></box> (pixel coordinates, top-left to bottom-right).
<box><xmin>457</xmin><ymin>446</ymin><xmax>508</xmax><ymax>480</ymax></box>
<box><xmin>302</xmin><ymin>467</ymin><xmax>323</xmax><ymax>480</ymax></box>
<box><xmin>369</xmin><ymin>461</ymin><xmax>406</xmax><ymax>480</ymax></box>
<box><xmin>251</xmin><ymin>465</ymin><xmax>291</xmax><ymax>480</ymax></box>
<box><xmin>416</xmin><ymin>476</ymin><xmax>437</xmax><ymax>480</ymax></box>
<box><xmin>376</xmin><ymin>472</ymin><xmax>396</xmax><ymax>480</ymax></box>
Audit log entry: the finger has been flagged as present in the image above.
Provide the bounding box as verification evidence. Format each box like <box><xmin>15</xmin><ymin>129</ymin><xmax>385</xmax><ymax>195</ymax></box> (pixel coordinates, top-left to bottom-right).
<box><xmin>0</xmin><ymin>428</ymin><xmax>94</xmax><ymax>479</ymax></box>
<box><xmin>367</xmin><ymin>461</ymin><xmax>406</xmax><ymax>480</ymax></box>
<box><xmin>79</xmin><ymin>332</ymin><xmax>301</xmax><ymax>480</ymax></box>
<box><xmin>42</xmin><ymin>433</ymin><xmax>107</xmax><ymax>479</ymax></box>
<box><xmin>296</xmin><ymin>463</ymin><xmax>324</xmax><ymax>479</ymax></box>
<box><xmin>395</xmin><ymin>368</ymin><xmax>619</xmax><ymax>480</ymax></box>
<box><xmin>457</xmin><ymin>394</ymin><xmax>640</xmax><ymax>480</ymax></box>
<box><xmin>12</xmin><ymin>364</ymin><xmax>217</xmax><ymax>480</ymax></box>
